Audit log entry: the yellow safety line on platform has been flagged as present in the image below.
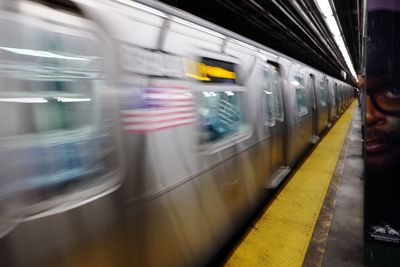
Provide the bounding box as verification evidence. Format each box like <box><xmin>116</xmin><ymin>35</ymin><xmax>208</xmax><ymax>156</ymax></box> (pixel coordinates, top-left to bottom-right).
<box><xmin>225</xmin><ymin>101</ymin><xmax>357</xmax><ymax>267</ymax></box>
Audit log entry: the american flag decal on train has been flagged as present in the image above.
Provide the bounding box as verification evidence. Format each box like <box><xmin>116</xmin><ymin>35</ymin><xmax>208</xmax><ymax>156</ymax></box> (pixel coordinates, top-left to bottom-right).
<box><xmin>120</xmin><ymin>85</ymin><xmax>197</xmax><ymax>132</ymax></box>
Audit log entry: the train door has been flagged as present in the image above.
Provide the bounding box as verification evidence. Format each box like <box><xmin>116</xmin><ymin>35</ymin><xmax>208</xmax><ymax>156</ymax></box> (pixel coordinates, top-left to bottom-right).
<box><xmin>285</xmin><ymin>70</ymin><xmax>313</xmax><ymax>166</ymax></box>
<box><xmin>341</xmin><ymin>86</ymin><xmax>344</xmax><ymax>112</ymax></box>
<box><xmin>337</xmin><ymin>85</ymin><xmax>342</xmax><ymax>113</ymax></box>
<box><xmin>326</xmin><ymin>78</ymin><xmax>332</xmax><ymax>125</ymax></box>
<box><xmin>315</xmin><ymin>76</ymin><xmax>329</xmax><ymax>134</ymax></box>
<box><xmin>263</xmin><ymin>63</ymin><xmax>289</xmax><ymax>188</ymax></box>
<box><xmin>334</xmin><ymin>82</ymin><xmax>340</xmax><ymax>116</ymax></box>
<box><xmin>328</xmin><ymin>79</ymin><xmax>337</xmax><ymax>123</ymax></box>
<box><xmin>308</xmin><ymin>74</ymin><xmax>319</xmax><ymax>143</ymax></box>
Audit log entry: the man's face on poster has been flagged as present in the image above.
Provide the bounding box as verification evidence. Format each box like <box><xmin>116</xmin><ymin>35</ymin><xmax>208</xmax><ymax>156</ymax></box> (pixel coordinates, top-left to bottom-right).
<box><xmin>365</xmin><ymin>8</ymin><xmax>400</xmax><ymax>174</ymax></box>
<box><xmin>366</xmin><ymin>77</ymin><xmax>400</xmax><ymax>173</ymax></box>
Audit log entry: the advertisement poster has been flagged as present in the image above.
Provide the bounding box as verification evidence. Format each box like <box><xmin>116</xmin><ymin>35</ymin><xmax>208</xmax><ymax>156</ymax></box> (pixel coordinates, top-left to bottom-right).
<box><xmin>365</xmin><ymin>0</ymin><xmax>400</xmax><ymax>264</ymax></box>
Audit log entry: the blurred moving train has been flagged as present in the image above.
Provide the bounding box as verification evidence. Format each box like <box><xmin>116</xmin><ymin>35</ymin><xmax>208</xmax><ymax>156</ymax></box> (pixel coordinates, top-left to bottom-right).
<box><xmin>0</xmin><ymin>0</ymin><xmax>354</xmax><ymax>266</ymax></box>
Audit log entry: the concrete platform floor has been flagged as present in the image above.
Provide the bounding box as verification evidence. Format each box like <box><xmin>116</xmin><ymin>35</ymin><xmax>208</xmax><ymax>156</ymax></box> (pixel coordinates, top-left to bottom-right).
<box><xmin>223</xmin><ymin>103</ymin><xmax>357</xmax><ymax>267</ymax></box>
<box><xmin>304</xmin><ymin>107</ymin><xmax>364</xmax><ymax>267</ymax></box>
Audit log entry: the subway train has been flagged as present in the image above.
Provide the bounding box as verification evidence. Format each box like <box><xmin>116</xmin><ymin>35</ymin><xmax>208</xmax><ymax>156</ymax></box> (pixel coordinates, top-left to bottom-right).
<box><xmin>0</xmin><ymin>0</ymin><xmax>354</xmax><ymax>266</ymax></box>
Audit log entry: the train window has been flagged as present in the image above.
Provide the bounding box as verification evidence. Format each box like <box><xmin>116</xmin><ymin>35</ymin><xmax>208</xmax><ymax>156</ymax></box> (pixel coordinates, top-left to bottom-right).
<box><xmin>294</xmin><ymin>76</ymin><xmax>308</xmax><ymax>116</ymax></box>
<box><xmin>319</xmin><ymin>80</ymin><xmax>327</xmax><ymax>107</ymax></box>
<box><xmin>0</xmin><ymin>9</ymin><xmax>122</xmax><ymax>222</ymax></box>
<box><xmin>263</xmin><ymin>70</ymin><xmax>276</xmax><ymax>126</ymax></box>
<box><xmin>333</xmin><ymin>84</ymin><xmax>337</xmax><ymax>106</ymax></box>
<box><xmin>197</xmin><ymin>90</ymin><xmax>247</xmax><ymax>144</ymax></box>
<box><xmin>327</xmin><ymin>80</ymin><xmax>334</xmax><ymax>106</ymax></box>
<box><xmin>263</xmin><ymin>66</ymin><xmax>284</xmax><ymax>125</ymax></box>
<box><xmin>271</xmin><ymin>68</ymin><xmax>284</xmax><ymax>121</ymax></box>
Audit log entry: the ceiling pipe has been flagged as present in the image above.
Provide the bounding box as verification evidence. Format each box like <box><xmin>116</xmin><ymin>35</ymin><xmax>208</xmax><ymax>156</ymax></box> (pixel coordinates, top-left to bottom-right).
<box><xmin>269</xmin><ymin>1</ymin><xmax>338</xmax><ymax>65</ymax></box>
<box><xmin>289</xmin><ymin>0</ymin><xmax>347</xmax><ymax>68</ymax></box>
<box><xmin>298</xmin><ymin>1</ymin><xmax>350</xmax><ymax>70</ymax></box>
<box><xmin>269</xmin><ymin>0</ymin><xmax>347</xmax><ymax>77</ymax></box>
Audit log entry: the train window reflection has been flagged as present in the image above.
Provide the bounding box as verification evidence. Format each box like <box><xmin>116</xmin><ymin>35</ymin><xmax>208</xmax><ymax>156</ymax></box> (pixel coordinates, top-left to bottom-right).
<box><xmin>272</xmin><ymin>69</ymin><xmax>283</xmax><ymax>121</ymax></box>
<box><xmin>197</xmin><ymin>90</ymin><xmax>246</xmax><ymax>143</ymax></box>
<box><xmin>319</xmin><ymin>80</ymin><xmax>327</xmax><ymax>107</ymax></box>
<box><xmin>332</xmin><ymin>83</ymin><xmax>337</xmax><ymax>106</ymax></box>
<box><xmin>263</xmin><ymin>66</ymin><xmax>283</xmax><ymax>125</ymax></box>
<box><xmin>294</xmin><ymin>76</ymin><xmax>308</xmax><ymax>116</ymax></box>
<box><xmin>263</xmin><ymin>69</ymin><xmax>276</xmax><ymax>126</ymax></box>
<box><xmin>0</xmin><ymin>15</ymin><xmax>121</xmax><ymax>221</ymax></box>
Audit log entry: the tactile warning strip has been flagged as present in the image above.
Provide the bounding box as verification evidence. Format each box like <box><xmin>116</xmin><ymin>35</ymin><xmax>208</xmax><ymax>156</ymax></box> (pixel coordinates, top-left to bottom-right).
<box><xmin>225</xmin><ymin>102</ymin><xmax>357</xmax><ymax>267</ymax></box>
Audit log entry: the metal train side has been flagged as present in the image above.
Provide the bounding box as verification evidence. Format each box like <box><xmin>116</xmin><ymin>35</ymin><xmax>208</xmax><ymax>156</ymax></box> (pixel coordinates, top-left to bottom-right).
<box><xmin>0</xmin><ymin>1</ymin><xmax>355</xmax><ymax>267</ymax></box>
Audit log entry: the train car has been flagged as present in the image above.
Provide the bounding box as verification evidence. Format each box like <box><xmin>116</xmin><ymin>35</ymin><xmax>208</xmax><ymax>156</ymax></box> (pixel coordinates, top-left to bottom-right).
<box><xmin>0</xmin><ymin>1</ymin><xmax>354</xmax><ymax>267</ymax></box>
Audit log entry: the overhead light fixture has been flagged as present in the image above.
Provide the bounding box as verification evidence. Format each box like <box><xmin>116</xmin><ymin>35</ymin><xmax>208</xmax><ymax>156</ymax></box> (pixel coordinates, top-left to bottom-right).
<box><xmin>316</xmin><ymin>0</ymin><xmax>333</xmax><ymax>17</ymax></box>
<box><xmin>326</xmin><ymin>16</ymin><xmax>341</xmax><ymax>36</ymax></box>
<box><xmin>334</xmin><ymin>35</ymin><xmax>346</xmax><ymax>49</ymax></box>
<box><xmin>315</xmin><ymin>0</ymin><xmax>357</xmax><ymax>81</ymax></box>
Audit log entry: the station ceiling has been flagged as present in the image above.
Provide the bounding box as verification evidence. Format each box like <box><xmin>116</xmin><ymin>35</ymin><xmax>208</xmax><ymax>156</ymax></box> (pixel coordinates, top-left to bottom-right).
<box><xmin>159</xmin><ymin>0</ymin><xmax>364</xmax><ymax>84</ymax></box>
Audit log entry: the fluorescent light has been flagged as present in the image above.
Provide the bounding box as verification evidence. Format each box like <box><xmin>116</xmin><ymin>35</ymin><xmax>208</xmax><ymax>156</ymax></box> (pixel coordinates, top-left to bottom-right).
<box><xmin>343</xmin><ymin>53</ymin><xmax>352</xmax><ymax>64</ymax></box>
<box><xmin>0</xmin><ymin>47</ymin><xmax>91</xmax><ymax>61</ymax></box>
<box><xmin>203</xmin><ymin>92</ymin><xmax>211</xmax><ymax>97</ymax></box>
<box><xmin>334</xmin><ymin>35</ymin><xmax>346</xmax><ymax>49</ymax></box>
<box><xmin>315</xmin><ymin>0</ymin><xmax>358</xmax><ymax>80</ymax></box>
<box><xmin>315</xmin><ymin>0</ymin><xmax>333</xmax><ymax>17</ymax></box>
<box><xmin>264</xmin><ymin>90</ymin><xmax>272</xmax><ymax>95</ymax></box>
<box><xmin>201</xmin><ymin>91</ymin><xmax>217</xmax><ymax>97</ymax></box>
<box><xmin>225</xmin><ymin>91</ymin><xmax>234</xmax><ymax>96</ymax></box>
<box><xmin>291</xmin><ymin>80</ymin><xmax>300</xmax><ymax>86</ymax></box>
<box><xmin>0</xmin><ymin>97</ymin><xmax>48</xmax><ymax>103</ymax></box>
<box><xmin>55</xmin><ymin>97</ymin><xmax>91</xmax><ymax>102</ymax></box>
<box><xmin>326</xmin><ymin>16</ymin><xmax>341</xmax><ymax>36</ymax></box>
<box><xmin>339</xmin><ymin>45</ymin><xmax>348</xmax><ymax>56</ymax></box>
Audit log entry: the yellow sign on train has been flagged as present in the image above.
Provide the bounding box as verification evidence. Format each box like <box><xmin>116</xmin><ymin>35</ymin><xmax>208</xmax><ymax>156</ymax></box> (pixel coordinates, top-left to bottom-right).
<box><xmin>185</xmin><ymin>58</ymin><xmax>237</xmax><ymax>82</ymax></box>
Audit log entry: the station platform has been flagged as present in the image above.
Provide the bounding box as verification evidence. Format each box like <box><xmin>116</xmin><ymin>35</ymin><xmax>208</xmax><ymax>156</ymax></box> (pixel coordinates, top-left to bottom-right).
<box><xmin>223</xmin><ymin>102</ymin><xmax>363</xmax><ymax>267</ymax></box>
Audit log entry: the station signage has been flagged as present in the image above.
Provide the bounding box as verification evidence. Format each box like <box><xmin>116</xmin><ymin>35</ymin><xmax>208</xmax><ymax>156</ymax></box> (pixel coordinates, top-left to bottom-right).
<box><xmin>184</xmin><ymin>57</ymin><xmax>237</xmax><ymax>84</ymax></box>
<box><xmin>119</xmin><ymin>44</ymin><xmax>184</xmax><ymax>78</ymax></box>
<box><xmin>119</xmin><ymin>44</ymin><xmax>238</xmax><ymax>86</ymax></box>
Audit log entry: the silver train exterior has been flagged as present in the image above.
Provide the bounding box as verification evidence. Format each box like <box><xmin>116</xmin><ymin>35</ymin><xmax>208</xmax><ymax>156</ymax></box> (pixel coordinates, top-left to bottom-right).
<box><xmin>0</xmin><ymin>1</ymin><xmax>355</xmax><ymax>267</ymax></box>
